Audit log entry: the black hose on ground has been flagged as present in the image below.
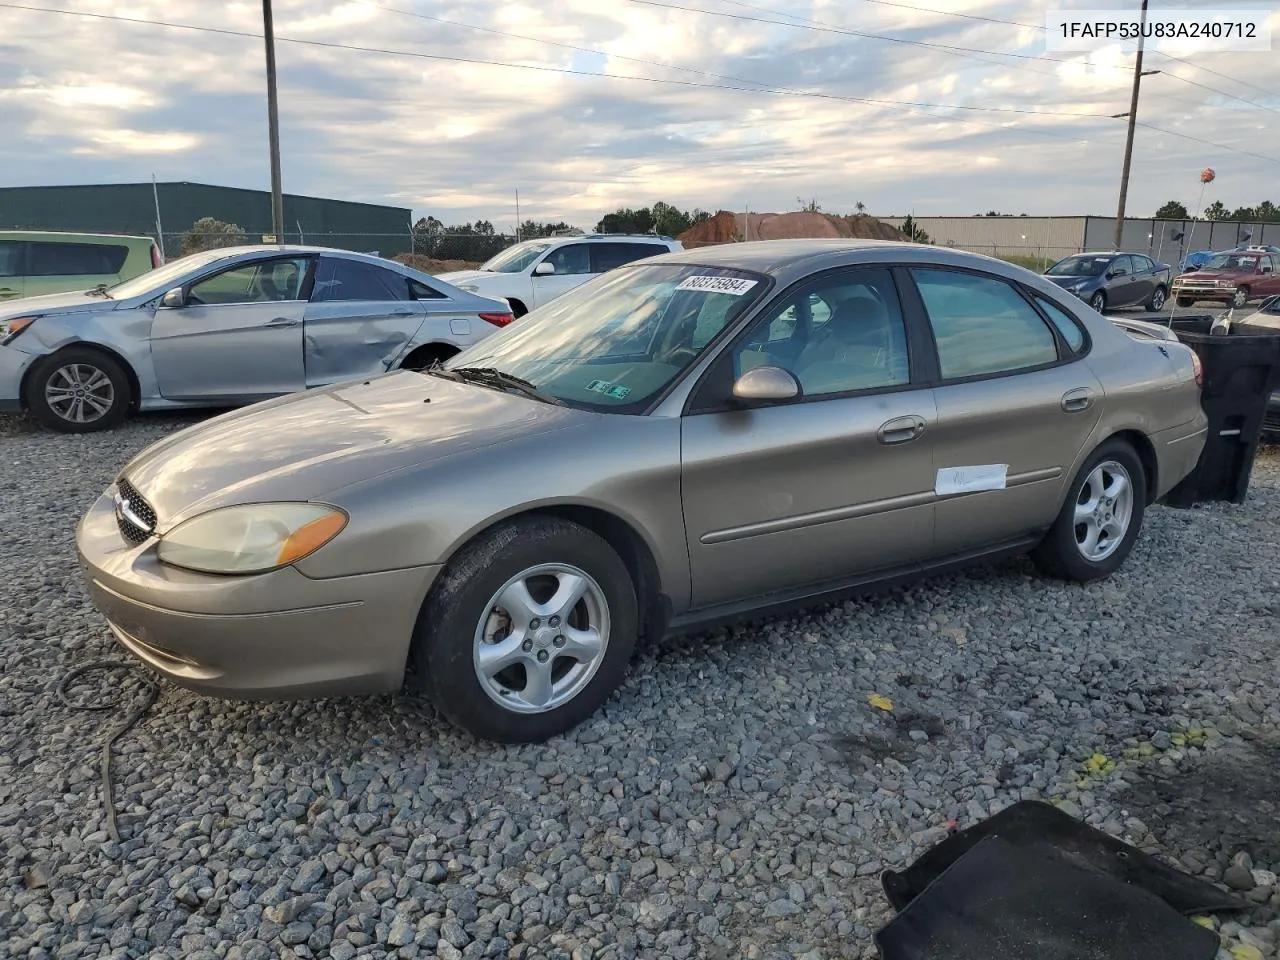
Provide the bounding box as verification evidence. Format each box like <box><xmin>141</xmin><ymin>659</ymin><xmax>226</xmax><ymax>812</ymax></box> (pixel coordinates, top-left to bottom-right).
<box><xmin>56</xmin><ymin>661</ymin><xmax>160</xmax><ymax>843</ymax></box>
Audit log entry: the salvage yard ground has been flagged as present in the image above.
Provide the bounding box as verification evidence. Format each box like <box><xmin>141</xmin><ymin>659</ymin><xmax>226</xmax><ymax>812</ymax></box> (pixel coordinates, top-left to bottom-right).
<box><xmin>2</xmin><ymin>412</ymin><xmax>1279</xmax><ymax>960</ymax></box>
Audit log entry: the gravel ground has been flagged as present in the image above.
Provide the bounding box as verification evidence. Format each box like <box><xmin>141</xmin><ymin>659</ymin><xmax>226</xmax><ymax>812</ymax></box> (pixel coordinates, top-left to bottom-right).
<box><xmin>2</xmin><ymin>411</ymin><xmax>1280</xmax><ymax>960</ymax></box>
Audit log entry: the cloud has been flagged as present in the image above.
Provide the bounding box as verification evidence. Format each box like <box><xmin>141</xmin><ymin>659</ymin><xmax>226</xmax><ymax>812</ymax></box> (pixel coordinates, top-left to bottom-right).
<box><xmin>0</xmin><ymin>0</ymin><xmax>1277</xmax><ymax>230</ymax></box>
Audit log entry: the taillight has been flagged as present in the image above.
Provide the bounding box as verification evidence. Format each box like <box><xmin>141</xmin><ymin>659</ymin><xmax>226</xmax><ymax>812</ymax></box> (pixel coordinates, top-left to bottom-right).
<box><xmin>151</xmin><ymin>245</ymin><xmax>164</xmax><ymax>268</ymax></box>
<box><xmin>1191</xmin><ymin>351</ymin><xmax>1203</xmax><ymax>387</ymax></box>
<box><xmin>479</xmin><ymin>312</ymin><xmax>514</xmax><ymax>327</ymax></box>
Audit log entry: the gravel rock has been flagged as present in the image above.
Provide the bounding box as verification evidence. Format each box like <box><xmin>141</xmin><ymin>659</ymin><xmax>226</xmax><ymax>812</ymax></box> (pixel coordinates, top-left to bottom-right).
<box><xmin>1226</xmin><ymin>865</ymin><xmax>1258</xmax><ymax>891</ymax></box>
<box><xmin>2</xmin><ymin>415</ymin><xmax>1279</xmax><ymax>958</ymax></box>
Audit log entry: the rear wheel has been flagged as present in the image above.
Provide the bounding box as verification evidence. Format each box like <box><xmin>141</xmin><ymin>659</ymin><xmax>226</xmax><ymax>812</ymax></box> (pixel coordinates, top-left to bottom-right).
<box><xmin>1147</xmin><ymin>286</ymin><xmax>1167</xmax><ymax>311</ymax></box>
<box><xmin>411</xmin><ymin>516</ymin><xmax>638</xmax><ymax>742</ymax></box>
<box><xmin>27</xmin><ymin>348</ymin><xmax>131</xmax><ymax>433</ymax></box>
<box><xmin>1032</xmin><ymin>440</ymin><xmax>1145</xmax><ymax>583</ymax></box>
<box><xmin>1089</xmin><ymin>290</ymin><xmax>1107</xmax><ymax>313</ymax></box>
<box><xmin>1232</xmin><ymin>286</ymin><xmax>1250</xmax><ymax>308</ymax></box>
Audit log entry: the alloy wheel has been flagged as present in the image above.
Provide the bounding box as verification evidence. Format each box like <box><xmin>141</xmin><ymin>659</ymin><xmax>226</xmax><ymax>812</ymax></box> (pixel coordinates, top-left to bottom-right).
<box><xmin>472</xmin><ymin>563</ymin><xmax>611</xmax><ymax>714</ymax></box>
<box><xmin>44</xmin><ymin>363</ymin><xmax>115</xmax><ymax>424</ymax></box>
<box><xmin>1074</xmin><ymin>460</ymin><xmax>1134</xmax><ymax>562</ymax></box>
<box><xmin>1151</xmin><ymin>288</ymin><xmax>1166</xmax><ymax>311</ymax></box>
<box><xmin>1233</xmin><ymin>287</ymin><xmax>1249</xmax><ymax>308</ymax></box>
<box><xmin>1090</xmin><ymin>292</ymin><xmax>1106</xmax><ymax>313</ymax></box>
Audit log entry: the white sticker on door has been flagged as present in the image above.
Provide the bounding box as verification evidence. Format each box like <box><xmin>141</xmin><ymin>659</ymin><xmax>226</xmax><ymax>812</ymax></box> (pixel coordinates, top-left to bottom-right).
<box><xmin>675</xmin><ymin>275</ymin><xmax>758</xmax><ymax>296</ymax></box>
<box><xmin>935</xmin><ymin>464</ymin><xmax>1009</xmax><ymax>496</ymax></box>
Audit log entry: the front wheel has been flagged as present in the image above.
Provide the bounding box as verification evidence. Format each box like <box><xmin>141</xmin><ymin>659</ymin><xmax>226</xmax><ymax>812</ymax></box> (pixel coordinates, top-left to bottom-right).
<box><xmin>1089</xmin><ymin>291</ymin><xmax>1107</xmax><ymax>313</ymax></box>
<box><xmin>411</xmin><ymin>516</ymin><xmax>638</xmax><ymax>742</ymax></box>
<box><xmin>27</xmin><ymin>348</ymin><xmax>131</xmax><ymax>433</ymax></box>
<box><xmin>1031</xmin><ymin>441</ymin><xmax>1146</xmax><ymax>583</ymax></box>
<box><xmin>1176</xmin><ymin>297</ymin><xmax>1194</xmax><ymax>308</ymax></box>
<box><xmin>1232</xmin><ymin>286</ymin><xmax>1250</xmax><ymax>308</ymax></box>
<box><xmin>1147</xmin><ymin>286</ymin><xmax>1167</xmax><ymax>311</ymax></box>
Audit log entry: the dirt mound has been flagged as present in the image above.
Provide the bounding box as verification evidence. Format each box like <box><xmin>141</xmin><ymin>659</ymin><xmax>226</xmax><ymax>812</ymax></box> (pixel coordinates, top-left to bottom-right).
<box><xmin>391</xmin><ymin>253</ymin><xmax>481</xmax><ymax>275</ymax></box>
<box><xmin>679</xmin><ymin>210</ymin><xmax>909</xmax><ymax>247</ymax></box>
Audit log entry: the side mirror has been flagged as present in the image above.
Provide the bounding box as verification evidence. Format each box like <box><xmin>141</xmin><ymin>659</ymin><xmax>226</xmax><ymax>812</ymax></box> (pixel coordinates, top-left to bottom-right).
<box><xmin>731</xmin><ymin>365</ymin><xmax>800</xmax><ymax>403</ymax></box>
<box><xmin>160</xmin><ymin>287</ymin><xmax>185</xmax><ymax>308</ymax></box>
<box><xmin>533</xmin><ymin>261</ymin><xmax>555</xmax><ymax>276</ymax></box>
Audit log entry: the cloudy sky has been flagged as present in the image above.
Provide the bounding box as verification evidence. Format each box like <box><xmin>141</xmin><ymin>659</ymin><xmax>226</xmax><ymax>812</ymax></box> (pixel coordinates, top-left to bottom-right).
<box><xmin>2</xmin><ymin>0</ymin><xmax>1277</xmax><ymax>230</ymax></box>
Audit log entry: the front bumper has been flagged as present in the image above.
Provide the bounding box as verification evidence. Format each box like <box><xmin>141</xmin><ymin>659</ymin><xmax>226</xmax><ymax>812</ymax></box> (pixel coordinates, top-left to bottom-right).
<box><xmin>1172</xmin><ymin>285</ymin><xmax>1234</xmax><ymax>303</ymax></box>
<box><xmin>76</xmin><ymin>489</ymin><xmax>441</xmax><ymax>699</ymax></box>
<box><xmin>0</xmin><ymin>344</ymin><xmax>34</xmax><ymax>411</ymax></box>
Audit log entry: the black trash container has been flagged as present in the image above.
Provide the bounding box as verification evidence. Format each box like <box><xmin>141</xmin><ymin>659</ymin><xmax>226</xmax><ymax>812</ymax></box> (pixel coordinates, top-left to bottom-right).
<box><xmin>1161</xmin><ymin>317</ymin><xmax>1280</xmax><ymax>507</ymax></box>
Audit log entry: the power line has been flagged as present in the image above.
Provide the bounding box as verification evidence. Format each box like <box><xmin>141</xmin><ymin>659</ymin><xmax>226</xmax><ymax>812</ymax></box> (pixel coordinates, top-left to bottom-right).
<box><xmin>4</xmin><ymin>1</ymin><xmax>1277</xmax><ymax>165</ymax></box>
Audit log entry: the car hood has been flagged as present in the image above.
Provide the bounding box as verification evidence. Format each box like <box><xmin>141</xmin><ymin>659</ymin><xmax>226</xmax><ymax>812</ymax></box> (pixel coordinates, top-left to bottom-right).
<box><xmin>120</xmin><ymin>371</ymin><xmax>584</xmax><ymax>529</ymax></box>
<box><xmin>435</xmin><ymin>269</ymin><xmax>496</xmax><ymax>285</ymax></box>
<box><xmin>0</xmin><ymin>289</ymin><xmax>112</xmax><ymax>319</ymax></box>
<box><xmin>1046</xmin><ymin>275</ymin><xmax>1095</xmax><ymax>287</ymax></box>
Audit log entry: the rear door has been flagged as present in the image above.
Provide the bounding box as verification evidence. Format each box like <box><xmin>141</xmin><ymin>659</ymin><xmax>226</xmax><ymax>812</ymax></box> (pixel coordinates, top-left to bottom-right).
<box><xmin>24</xmin><ymin>240</ymin><xmax>129</xmax><ymax>297</ymax></box>
<box><xmin>681</xmin><ymin>265</ymin><xmax>938</xmax><ymax>608</ymax></box>
<box><xmin>1129</xmin><ymin>255</ymin><xmax>1157</xmax><ymax>304</ymax></box>
<box><xmin>908</xmin><ymin>267</ymin><xmax>1104</xmax><ymax>555</ymax></box>
<box><xmin>0</xmin><ymin>240</ymin><xmax>23</xmax><ymax>301</ymax></box>
<box><xmin>303</xmin><ymin>255</ymin><xmax>427</xmax><ymax>386</ymax></box>
<box><xmin>530</xmin><ymin>242</ymin><xmax>593</xmax><ymax>307</ymax></box>
<box><xmin>150</xmin><ymin>255</ymin><xmax>311</xmax><ymax>400</ymax></box>
<box><xmin>1109</xmin><ymin>255</ymin><xmax>1142</xmax><ymax>306</ymax></box>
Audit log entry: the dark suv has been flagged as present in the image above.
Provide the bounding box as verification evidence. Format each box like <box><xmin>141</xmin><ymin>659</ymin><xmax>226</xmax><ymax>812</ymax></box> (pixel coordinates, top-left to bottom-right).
<box><xmin>1044</xmin><ymin>252</ymin><xmax>1171</xmax><ymax>313</ymax></box>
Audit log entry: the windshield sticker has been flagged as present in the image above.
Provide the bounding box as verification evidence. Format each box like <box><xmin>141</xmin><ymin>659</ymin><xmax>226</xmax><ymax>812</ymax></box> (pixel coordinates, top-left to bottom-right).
<box><xmin>676</xmin><ymin>275</ymin><xmax>758</xmax><ymax>296</ymax></box>
<box><xmin>586</xmin><ymin>379</ymin><xmax>632</xmax><ymax>400</ymax></box>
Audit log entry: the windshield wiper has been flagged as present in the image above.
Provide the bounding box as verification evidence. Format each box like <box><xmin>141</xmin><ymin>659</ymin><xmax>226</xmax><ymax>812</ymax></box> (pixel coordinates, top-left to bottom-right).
<box><xmin>84</xmin><ymin>284</ymin><xmax>113</xmax><ymax>298</ymax></box>
<box><xmin>443</xmin><ymin>366</ymin><xmax>565</xmax><ymax>406</ymax></box>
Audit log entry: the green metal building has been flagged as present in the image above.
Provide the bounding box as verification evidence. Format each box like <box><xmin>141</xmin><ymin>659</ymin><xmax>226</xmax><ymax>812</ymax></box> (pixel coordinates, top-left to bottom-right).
<box><xmin>0</xmin><ymin>181</ymin><xmax>413</xmax><ymax>257</ymax></box>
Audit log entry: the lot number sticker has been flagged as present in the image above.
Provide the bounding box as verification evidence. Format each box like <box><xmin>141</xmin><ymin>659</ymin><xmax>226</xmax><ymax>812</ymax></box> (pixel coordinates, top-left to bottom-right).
<box><xmin>676</xmin><ymin>275</ymin><xmax>758</xmax><ymax>296</ymax></box>
<box><xmin>935</xmin><ymin>464</ymin><xmax>1008</xmax><ymax>496</ymax></box>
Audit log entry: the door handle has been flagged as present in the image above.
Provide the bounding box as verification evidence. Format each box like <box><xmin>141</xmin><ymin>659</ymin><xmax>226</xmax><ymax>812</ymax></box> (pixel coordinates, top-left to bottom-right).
<box><xmin>1061</xmin><ymin>387</ymin><xmax>1093</xmax><ymax>412</ymax></box>
<box><xmin>390</xmin><ymin>309</ymin><xmax>416</xmax><ymax>316</ymax></box>
<box><xmin>877</xmin><ymin>415</ymin><xmax>926</xmax><ymax>445</ymax></box>
<box><xmin>264</xmin><ymin>316</ymin><xmax>300</xmax><ymax>327</ymax></box>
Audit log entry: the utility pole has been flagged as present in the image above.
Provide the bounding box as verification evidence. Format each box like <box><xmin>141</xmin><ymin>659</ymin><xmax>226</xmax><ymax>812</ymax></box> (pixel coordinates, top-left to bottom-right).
<box><xmin>515</xmin><ymin>189</ymin><xmax>521</xmax><ymax>242</ymax></box>
<box><xmin>1113</xmin><ymin>0</ymin><xmax>1154</xmax><ymax>250</ymax></box>
<box><xmin>262</xmin><ymin>0</ymin><xmax>285</xmax><ymax>242</ymax></box>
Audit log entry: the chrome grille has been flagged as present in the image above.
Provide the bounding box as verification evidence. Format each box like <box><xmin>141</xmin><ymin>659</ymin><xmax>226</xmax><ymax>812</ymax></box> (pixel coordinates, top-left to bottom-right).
<box><xmin>114</xmin><ymin>478</ymin><xmax>157</xmax><ymax>544</ymax></box>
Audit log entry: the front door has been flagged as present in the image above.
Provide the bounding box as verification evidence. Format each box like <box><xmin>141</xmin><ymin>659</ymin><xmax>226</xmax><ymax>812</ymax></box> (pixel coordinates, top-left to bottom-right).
<box><xmin>907</xmin><ymin>267</ymin><xmax>1104</xmax><ymax>555</ymax></box>
<box><xmin>150</xmin><ymin>256</ymin><xmax>311</xmax><ymax>400</ymax></box>
<box><xmin>681</xmin><ymin>266</ymin><xmax>937</xmax><ymax>609</ymax></box>
<box><xmin>530</xmin><ymin>243</ymin><xmax>594</xmax><ymax>307</ymax></box>
<box><xmin>0</xmin><ymin>240</ymin><xmax>22</xmax><ymax>301</ymax></box>
<box><xmin>1110</xmin><ymin>255</ymin><xmax>1143</xmax><ymax>306</ymax></box>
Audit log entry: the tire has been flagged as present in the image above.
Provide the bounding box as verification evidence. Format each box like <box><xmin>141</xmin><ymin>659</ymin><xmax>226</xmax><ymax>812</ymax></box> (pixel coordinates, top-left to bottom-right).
<box><xmin>1031</xmin><ymin>440</ymin><xmax>1146</xmax><ymax>583</ymax></box>
<box><xmin>1176</xmin><ymin>297</ymin><xmax>1194</xmax><ymax>308</ymax></box>
<box><xmin>1147</xmin><ymin>286</ymin><xmax>1167</xmax><ymax>311</ymax></box>
<box><xmin>1232</xmin><ymin>286</ymin><xmax>1250</xmax><ymax>308</ymax></box>
<box><xmin>411</xmin><ymin>516</ymin><xmax>638</xmax><ymax>742</ymax></box>
<box><xmin>26</xmin><ymin>348</ymin><xmax>131</xmax><ymax>433</ymax></box>
<box><xmin>1089</xmin><ymin>290</ymin><xmax>1107</xmax><ymax>313</ymax></box>
<box><xmin>507</xmin><ymin>299</ymin><xmax>528</xmax><ymax>318</ymax></box>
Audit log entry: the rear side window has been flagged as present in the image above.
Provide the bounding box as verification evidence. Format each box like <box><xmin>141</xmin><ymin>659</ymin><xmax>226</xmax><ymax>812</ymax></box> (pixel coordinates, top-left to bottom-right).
<box><xmin>409</xmin><ymin>278</ymin><xmax>446</xmax><ymax>300</ymax></box>
<box><xmin>912</xmin><ymin>268</ymin><xmax>1059</xmax><ymax>379</ymax></box>
<box><xmin>592</xmin><ymin>242</ymin><xmax>666</xmax><ymax>272</ymax></box>
<box><xmin>0</xmin><ymin>241</ymin><xmax>21</xmax><ymax>277</ymax></box>
<box><xmin>28</xmin><ymin>241</ymin><xmax>128</xmax><ymax>276</ymax></box>
<box><xmin>311</xmin><ymin>258</ymin><xmax>407</xmax><ymax>302</ymax></box>
<box><xmin>1033</xmin><ymin>294</ymin><xmax>1087</xmax><ymax>354</ymax></box>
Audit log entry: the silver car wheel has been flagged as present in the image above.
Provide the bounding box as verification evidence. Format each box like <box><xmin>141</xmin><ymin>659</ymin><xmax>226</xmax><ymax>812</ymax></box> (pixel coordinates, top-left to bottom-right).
<box><xmin>1151</xmin><ymin>287</ymin><xmax>1165</xmax><ymax>311</ymax></box>
<box><xmin>44</xmin><ymin>363</ymin><xmax>116</xmax><ymax>424</ymax></box>
<box><xmin>473</xmin><ymin>562</ymin><xmax>611</xmax><ymax>714</ymax></box>
<box><xmin>1073</xmin><ymin>460</ymin><xmax>1134</xmax><ymax>562</ymax></box>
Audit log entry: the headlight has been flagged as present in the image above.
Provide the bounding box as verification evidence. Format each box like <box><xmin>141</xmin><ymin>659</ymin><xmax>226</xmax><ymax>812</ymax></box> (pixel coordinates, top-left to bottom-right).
<box><xmin>157</xmin><ymin>503</ymin><xmax>348</xmax><ymax>574</ymax></box>
<box><xmin>0</xmin><ymin>316</ymin><xmax>37</xmax><ymax>344</ymax></box>
<box><xmin>1218</xmin><ymin>280</ymin><xmax>1236</xmax><ymax>288</ymax></box>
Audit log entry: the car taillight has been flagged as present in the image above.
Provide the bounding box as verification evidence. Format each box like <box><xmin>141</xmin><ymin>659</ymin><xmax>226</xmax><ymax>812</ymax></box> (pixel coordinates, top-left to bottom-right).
<box><xmin>151</xmin><ymin>245</ymin><xmax>164</xmax><ymax>268</ymax></box>
<box><xmin>479</xmin><ymin>312</ymin><xmax>514</xmax><ymax>327</ymax></box>
<box><xmin>1191</xmin><ymin>352</ymin><xmax>1203</xmax><ymax>387</ymax></box>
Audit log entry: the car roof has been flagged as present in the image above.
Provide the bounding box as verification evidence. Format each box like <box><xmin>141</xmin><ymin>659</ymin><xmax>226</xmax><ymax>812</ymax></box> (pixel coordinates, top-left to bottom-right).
<box><xmin>0</xmin><ymin>229</ymin><xmax>155</xmax><ymax>244</ymax></box>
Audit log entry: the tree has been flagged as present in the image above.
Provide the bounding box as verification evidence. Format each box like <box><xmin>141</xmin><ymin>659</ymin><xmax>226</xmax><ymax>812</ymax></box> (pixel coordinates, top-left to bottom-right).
<box><xmin>797</xmin><ymin>197</ymin><xmax>822</xmax><ymax>213</ymax></box>
<box><xmin>595</xmin><ymin>201</ymin><xmax>710</xmax><ymax>237</ymax></box>
<box><xmin>900</xmin><ymin>215</ymin><xmax>931</xmax><ymax>244</ymax></box>
<box><xmin>1229</xmin><ymin>205</ymin><xmax>1258</xmax><ymax>222</ymax></box>
<box><xmin>1155</xmin><ymin>200</ymin><xmax>1188</xmax><ymax>219</ymax></box>
<box><xmin>519</xmin><ymin>220</ymin><xmax>574</xmax><ymax>239</ymax></box>
<box><xmin>1258</xmin><ymin>200</ymin><xmax>1280</xmax><ymax>222</ymax></box>
<box><xmin>1203</xmin><ymin>201</ymin><xmax>1228</xmax><ymax>221</ymax></box>
<box><xmin>854</xmin><ymin>201</ymin><xmax>866</xmax><ymax>215</ymax></box>
<box><xmin>179</xmin><ymin>217</ymin><xmax>247</xmax><ymax>256</ymax></box>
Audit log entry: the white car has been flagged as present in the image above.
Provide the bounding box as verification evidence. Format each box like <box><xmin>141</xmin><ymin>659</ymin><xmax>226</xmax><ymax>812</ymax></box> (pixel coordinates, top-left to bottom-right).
<box><xmin>437</xmin><ymin>234</ymin><xmax>683</xmax><ymax>317</ymax></box>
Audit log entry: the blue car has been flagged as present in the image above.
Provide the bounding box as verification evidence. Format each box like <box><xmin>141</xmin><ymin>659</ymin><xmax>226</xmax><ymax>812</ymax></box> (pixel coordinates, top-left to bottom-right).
<box><xmin>1044</xmin><ymin>251</ymin><xmax>1172</xmax><ymax>313</ymax></box>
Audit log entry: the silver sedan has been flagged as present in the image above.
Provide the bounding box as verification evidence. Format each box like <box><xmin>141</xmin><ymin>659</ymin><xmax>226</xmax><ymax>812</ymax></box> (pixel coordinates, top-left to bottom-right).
<box><xmin>0</xmin><ymin>245</ymin><xmax>514</xmax><ymax>432</ymax></box>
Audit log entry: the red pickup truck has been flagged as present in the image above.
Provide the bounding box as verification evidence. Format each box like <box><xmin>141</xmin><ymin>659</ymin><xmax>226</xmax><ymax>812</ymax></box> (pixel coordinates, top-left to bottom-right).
<box><xmin>1172</xmin><ymin>247</ymin><xmax>1280</xmax><ymax>308</ymax></box>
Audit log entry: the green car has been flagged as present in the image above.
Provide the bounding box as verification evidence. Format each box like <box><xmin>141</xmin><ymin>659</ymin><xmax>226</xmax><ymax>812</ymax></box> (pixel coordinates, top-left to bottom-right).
<box><xmin>0</xmin><ymin>231</ymin><xmax>162</xmax><ymax>301</ymax></box>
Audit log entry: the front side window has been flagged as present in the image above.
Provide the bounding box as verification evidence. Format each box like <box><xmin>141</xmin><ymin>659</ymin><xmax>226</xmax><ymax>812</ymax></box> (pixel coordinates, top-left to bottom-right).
<box><xmin>542</xmin><ymin>244</ymin><xmax>592</xmax><ymax>276</ymax></box>
<box><xmin>733</xmin><ymin>268</ymin><xmax>910</xmax><ymax>396</ymax></box>
<box><xmin>311</xmin><ymin>257</ymin><xmax>406</xmax><ymax>302</ymax></box>
<box><xmin>479</xmin><ymin>241</ymin><xmax>550</xmax><ymax>274</ymax></box>
<box><xmin>188</xmin><ymin>257</ymin><xmax>310</xmax><ymax>305</ymax></box>
<box><xmin>912</xmin><ymin>268</ymin><xmax>1059</xmax><ymax>379</ymax></box>
<box><xmin>0</xmin><ymin>241</ymin><xmax>21</xmax><ymax>277</ymax></box>
<box><xmin>1112</xmin><ymin>255</ymin><xmax>1135</xmax><ymax>276</ymax></box>
<box><xmin>1047</xmin><ymin>255</ymin><xmax>1109</xmax><ymax>278</ymax></box>
<box><xmin>28</xmin><ymin>242</ymin><xmax>128</xmax><ymax>276</ymax></box>
<box><xmin>442</xmin><ymin>264</ymin><xmax>766</xmax><ymax>411</ymax></box>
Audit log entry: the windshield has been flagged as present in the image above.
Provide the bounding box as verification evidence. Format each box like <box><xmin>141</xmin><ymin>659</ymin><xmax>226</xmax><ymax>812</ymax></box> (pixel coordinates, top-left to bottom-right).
<box><xmin>1203</xmin><ymin>254</ymin><xmax>1260</xmax><ymax>272</ymax></box>
<box><xmin>1047</xmin><ymin>255</ymin><xmax>1110</xmax><ymax>277</ymax></box>
<box><xmin>479</xmin><ymin>241</ymin><xmax>552</xmax><ymax>273</ymax></box>
<box><xmin>108</xmin><ymin>249</ymin><xmax>241</xmax><ymax>299</ymax></box>
<box><xmin>442</xmin><ymin>263</ymin><xmax>768</xmax><ymax>412</ymax></box>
